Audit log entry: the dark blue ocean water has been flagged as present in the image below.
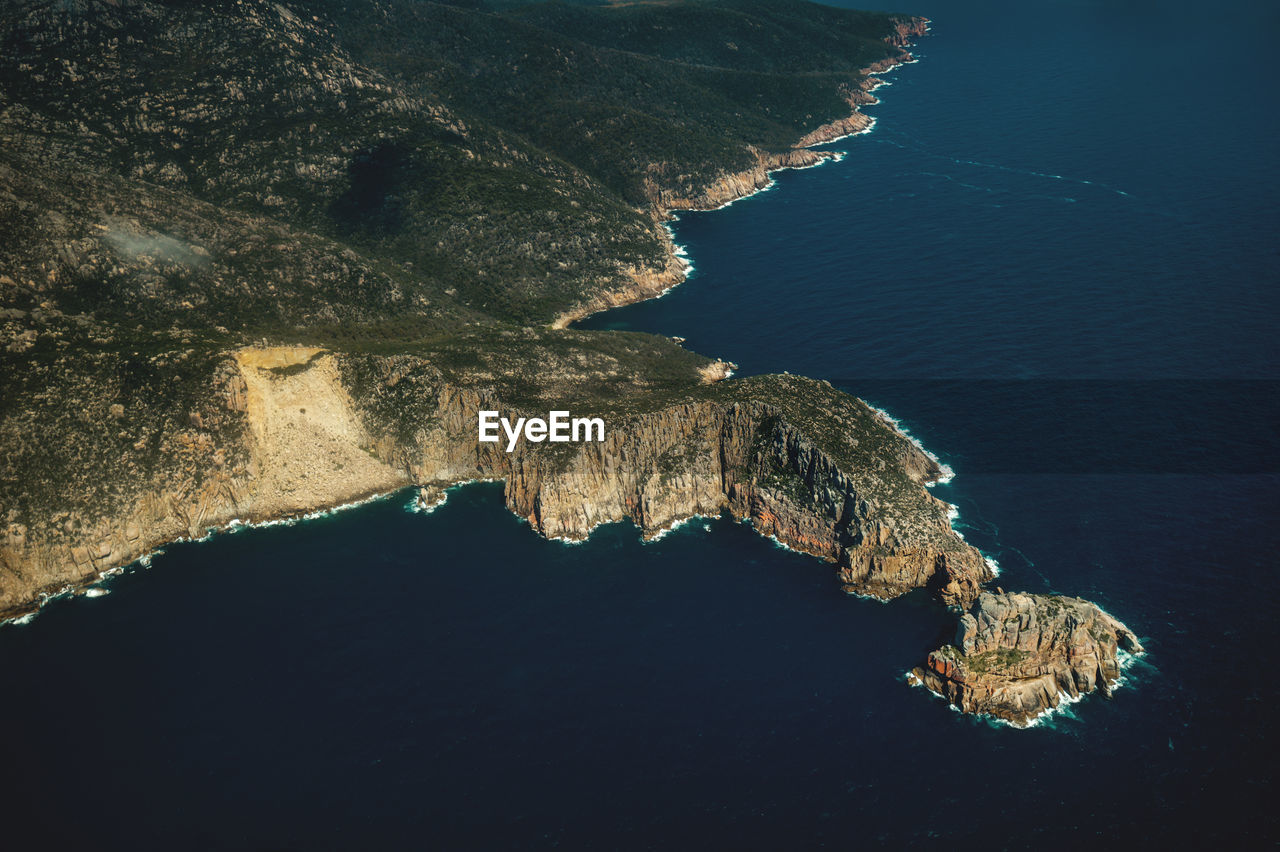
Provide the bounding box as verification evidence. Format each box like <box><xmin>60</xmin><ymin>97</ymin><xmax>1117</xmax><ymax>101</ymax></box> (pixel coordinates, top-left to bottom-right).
<box><xmin>4</xmin><ymin>0</ymin><xmax>1278</xmax><ymax>848</ymax></box>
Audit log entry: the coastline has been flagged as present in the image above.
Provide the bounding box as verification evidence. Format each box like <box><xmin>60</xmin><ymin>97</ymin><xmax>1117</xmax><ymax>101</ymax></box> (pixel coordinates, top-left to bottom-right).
<box><xmin>1</xmin><ymin>18</ymin><xmax>939</xmax><ymax>626</ymax></box>
<box><xmin>4</xmin><ymin>486</ymin><xmax>409</xmax><ymax>626</ymax></box>
<box><xmin>550</xmin><ymin>16</ymin><xmax>929</xmax><ymax>329</ymax></box>
<box><xmin>2</xmin><ymin>366</ymin><xmax>988</xmax><ymax>625</ymax></box>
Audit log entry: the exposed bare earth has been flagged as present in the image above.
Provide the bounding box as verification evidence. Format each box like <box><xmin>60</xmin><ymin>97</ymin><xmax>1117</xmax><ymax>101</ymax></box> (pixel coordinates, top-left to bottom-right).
<box><xmin>234</xmin><ymin>347</ymin><xmax>409</xmax><ymax>517</ymax></box>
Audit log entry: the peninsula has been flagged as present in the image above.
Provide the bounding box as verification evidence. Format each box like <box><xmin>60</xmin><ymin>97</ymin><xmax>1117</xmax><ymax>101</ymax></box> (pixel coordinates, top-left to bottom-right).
<box><xmin>0</xmin><ymin>0</ymin><xmax>1140</xmax><ymax>725</ymax></box>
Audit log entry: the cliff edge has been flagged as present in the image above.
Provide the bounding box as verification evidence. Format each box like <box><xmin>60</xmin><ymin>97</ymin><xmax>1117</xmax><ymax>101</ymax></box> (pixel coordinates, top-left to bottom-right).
<box><xmin>912</xmin><ymin>591</ymin><xmax>1145</xmax><ymax>725</ymax></box>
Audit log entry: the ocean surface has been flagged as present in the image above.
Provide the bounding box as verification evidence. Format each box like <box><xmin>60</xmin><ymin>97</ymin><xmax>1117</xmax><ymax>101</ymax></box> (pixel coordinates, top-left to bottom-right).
<box><xmin>4</xmin><ymin>0</ymin><xmax>1278</xmax><ymax>847</ymax></box>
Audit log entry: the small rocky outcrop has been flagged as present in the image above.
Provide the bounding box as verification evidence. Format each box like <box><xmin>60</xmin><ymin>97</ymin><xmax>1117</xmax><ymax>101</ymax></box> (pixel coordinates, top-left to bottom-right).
<box><xmin>912</xmin><ymin>591</ymin><xmax>1145</xmax><ymax>726</ymax></box>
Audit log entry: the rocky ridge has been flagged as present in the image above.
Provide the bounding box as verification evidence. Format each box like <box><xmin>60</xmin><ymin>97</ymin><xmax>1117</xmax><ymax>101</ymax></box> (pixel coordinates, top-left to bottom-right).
<box><xmin>0</xmin><ymin>345</ymin><xmax>991</xmax><ymax>616</ymax></box>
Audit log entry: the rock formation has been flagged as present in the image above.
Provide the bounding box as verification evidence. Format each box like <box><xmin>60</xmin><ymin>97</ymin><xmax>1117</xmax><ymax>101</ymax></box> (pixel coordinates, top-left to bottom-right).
<box><xmin>911</xmin><ymin>591</ymin><xmax>1145</xmax><ymax>725</ymax></box>
<box><xmin>0</xmin><ymin>345</ymin><xmax>993</xmax><ymax>617</ymax></box>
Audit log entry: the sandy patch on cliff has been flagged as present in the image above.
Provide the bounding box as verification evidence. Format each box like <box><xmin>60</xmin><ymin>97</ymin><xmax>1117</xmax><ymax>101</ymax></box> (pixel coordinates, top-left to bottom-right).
<box><xmin>235</xmin><ymin>347</ymin><xmax>407</xmax><ymax>516</ymax></box>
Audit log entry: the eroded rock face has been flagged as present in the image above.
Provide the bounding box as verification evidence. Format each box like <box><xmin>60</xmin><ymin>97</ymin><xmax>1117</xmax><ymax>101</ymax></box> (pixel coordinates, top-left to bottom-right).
<box><xmin>373</xmin><ymin>363</ymin><xmax>993</xmax><ymax>608</ymax></box>
<box><xmin>493</xmin><ymin>401</ymin><xmax>991</xmax><ymax>607</ymax></box>
<box><xmin>0</xmin><ymin>348</ymin><xmax>993</xmax><ymax>619</ymax></box>
<box><xmin>912</xmin><ymin>591</ymin><xmax>1145</xmax><ymax>726</ymax></box>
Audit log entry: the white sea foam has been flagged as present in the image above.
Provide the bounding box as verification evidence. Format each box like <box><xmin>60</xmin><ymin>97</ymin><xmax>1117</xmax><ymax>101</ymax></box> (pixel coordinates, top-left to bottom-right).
<box><xmin>709</xmin><ymin>176</ymin><xmax>778</xmax><ymax>211</ymax></box>
<box><xmin>5</xmin><ymin>583</ymin><xmax>82</xmax><ymax>625</ymax></box>
<box><xmin>984</xmin><ymin>556</ymin><xmax>1001</xmax><ymax>578</ymax></box>
<box><xmin>764</xmin><ymin>531</ymin><xmax>799</xmax><ymax>553</ymax></box>
<box><xmin>1018</xmin><ymin>688</ymin><xmax>1091</xmax><ymax>729</ymax></box>
<box><xmin>41</xmin><ymin>584</ymin><xmax>73</xmax><ymax>603</ymax></box>
<box><xmin>1009</xmin><ymin>650</ymin><xmax>1143</xmax><ymax>729</ymax></box>
<box><xmin>662</xmin><ymin>223</ymin><xmax>695</xmax><ymax>279</ymax></box>
<box><xmin>82</xmin><ymin>588</ymin><xmax>109</xmax><ymax>598</ymax></box>
<box><xmin>644</xmin><ymin>514</ymin><xmax>714</xmax><ymax>542</ymax></box>
<box><xmin>1113</xmin><ymin>647</ymin><xmax>1144</xmax><ymax>689</ymax></box>
<box><xmin>784</xmin><ymin>153</ymin><xmax>843</xmax><ymax>172</ymax></box>
<box><xmin>909</xmin><ymin>675</ymin><xmax>1083</xmax><ymax>731</ymax></box>
<box><xmin>701</xmin><ymin>151</ymin><xmax>844</xmax><ymax>212</ymax></box>
<box><xmin>946</xmin><ymin>505</ymin><xmax>967</xmax><ymax>541</ymax></box>
<box><xmin>547</xmin><ymin>530</ymin><xmax>592</xmax><ymax>546</ymax></box>
<box><xmin>843</xmin><ymin>587</ymin><xmax>893</xmax><ymax>605</ymax></box>
<box><xmin>406</xmin><ymin>477</ymin><xmax>506</xmax><ymax>515</ymax></box>
<box><xmin>869</xmin><ymin>57</ymin><xmax>919</xmax><ymax>76</ymax></box>
<box><xmin>246</xmin><ymin>491</ymin><xmax>394</xmax><ymax>530</ymax></box>
<box><xmin>406</xmin><ymin>491</ymin><xmax>447</xmax><ymax>515</ymax></box>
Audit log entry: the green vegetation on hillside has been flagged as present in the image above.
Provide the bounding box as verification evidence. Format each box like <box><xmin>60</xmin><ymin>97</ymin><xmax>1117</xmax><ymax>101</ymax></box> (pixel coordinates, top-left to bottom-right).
<box><xmin>0</xmin><ymin>0</ymin><xmax>907</xmax><ymax>335</ymax></box>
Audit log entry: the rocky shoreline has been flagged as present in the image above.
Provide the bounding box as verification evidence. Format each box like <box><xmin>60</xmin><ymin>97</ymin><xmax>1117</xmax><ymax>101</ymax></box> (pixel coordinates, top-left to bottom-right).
<box><xmin>551</xmin><ymin>17</ymin><xmax>930</xmax><ymax>329</ymax></box>
<box><xmin>1</xmin><ymin>347</ymin><xmax>992</xmax><ymax>618</ymax></box>
<box><xmin>0</xmin><ymin>10</ymin><xmax>1144</xmax><ymax>728</ymax></box>
<box><xmin>0</xmin><ymin>337</ymin><xmax>1145</xmax><ymax>726</ymax></box>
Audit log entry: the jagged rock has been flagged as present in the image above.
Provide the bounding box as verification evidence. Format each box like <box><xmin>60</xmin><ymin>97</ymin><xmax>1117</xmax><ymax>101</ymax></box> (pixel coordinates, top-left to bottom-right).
<box><xmin>0</xmin><ymin>346</ymin><xmax>992</xmax><ymax>617</ymax></box>
<box><xmin>912</xmin><ymin>591</ymin><xmax>1145</xmax><ymax>726</ymax></box>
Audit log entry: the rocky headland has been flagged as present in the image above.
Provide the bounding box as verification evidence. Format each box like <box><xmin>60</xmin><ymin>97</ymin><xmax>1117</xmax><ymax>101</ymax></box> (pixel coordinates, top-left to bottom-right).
<box><xmin>0</xmin><ymin>0</ymin><xmax>1141</xmax><ymax>724</ymax></box>
<box><xmin>0</xmin><ymin>341</ymin><xmax>992</xmax><ymax>616</ymax></box>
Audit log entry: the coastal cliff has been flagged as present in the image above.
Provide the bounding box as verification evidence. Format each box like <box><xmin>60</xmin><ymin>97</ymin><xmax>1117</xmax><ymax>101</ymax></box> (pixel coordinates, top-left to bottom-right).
<box><xmin>0</xmin><ymin>342</ymin><xmax>991</xmax><ymax>617</ymax></box>
<box><xmin>911</xmin><ymin>591</ymin><xmax>1145</xmax><ymax>725</ymax></box>
<box><xmin>0</xmin><ymin>1</ymin><xmax>1143</xmax><ymax>724</ymax></box>
<box><xmin>393</xmin><ymin>376</ymin><xmax>991</xmax><ymax>608</ymax></box>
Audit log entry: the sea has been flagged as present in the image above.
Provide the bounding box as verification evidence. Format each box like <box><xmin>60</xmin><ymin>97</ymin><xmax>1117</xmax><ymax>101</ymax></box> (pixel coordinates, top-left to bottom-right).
<box><xmin>3</xmin><ymin>0</ymin><xmax>1277</xmax><ymax>847</ymax></box>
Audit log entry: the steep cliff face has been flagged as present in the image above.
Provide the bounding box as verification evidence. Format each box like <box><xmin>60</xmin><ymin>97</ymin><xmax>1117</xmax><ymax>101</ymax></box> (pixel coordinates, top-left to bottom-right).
<box><xmin>551</xmin><ymin>226</ymin><xmax>691</xmax><ymax>329</ymax></box>
<box><xmin>0</xmin><ymin>344</ymin><xmax>991</xmax><ymax>618</ymax></box>
<box><xmin>888</xmin><ymin>16</ymin><xmax>931</xmax><ymax>48</ymax></box>
<box><xmin>355</xmin><ymin>359</ymin><xmax>993</xmax><ymax>607</ymax></box>
<box><xmin>645</xmin><ymin>148</ymin><xmax>838</xmax><ymax>215</ymax></box>
<box><xmin>2</xmin><ymin>339</ymin><xmax>1145</xmax><ymax>726</ymax></box>
<box><xmin>911</xmin><ymin>591</ymin><xmax>1145</xmax><ymax>725</ymax></box>
<box><xmin>795</xmin><ymin>112</ymin><xmax>875</xmax><ymax>148</ymax></box>
<box><xmin>795</xmin><ymin>18</ymin><xmax>926</xmax><ymax>147</ymax></box>
<box><xmin>552</xmin><ymin>147</ymin><xmax>838</xmax><ymax>327</ymax></box>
